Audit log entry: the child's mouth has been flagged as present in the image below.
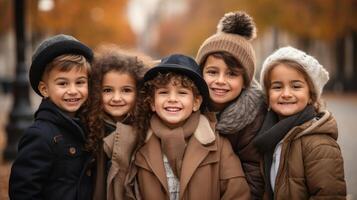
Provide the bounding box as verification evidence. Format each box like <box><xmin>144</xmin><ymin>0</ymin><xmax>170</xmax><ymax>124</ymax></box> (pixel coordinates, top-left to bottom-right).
<box><xmin>65</xmin><ymin>98</ymin><xmax>80</xmax><ymax>102</ymax></box>
<box><xmin>211</xmin><ymin>88</ymin><xmax>229</xmax><ymax>95</ymax></box>
<box><xmin>165</xmin><ymin>107</ymin><xmax>181</xmax><ymax>112</ymax></box>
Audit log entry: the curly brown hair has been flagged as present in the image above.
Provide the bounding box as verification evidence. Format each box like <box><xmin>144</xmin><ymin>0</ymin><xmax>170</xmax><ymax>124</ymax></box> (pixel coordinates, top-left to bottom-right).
<box><xmin>83</xmin><ymin>44</ymin><xmax>148</xmax><ymax>154</ymax></box>
<box><xmin>134</xmin><ymin>72</ymin><xmax>202</xmax><ymax>142</ymax></box>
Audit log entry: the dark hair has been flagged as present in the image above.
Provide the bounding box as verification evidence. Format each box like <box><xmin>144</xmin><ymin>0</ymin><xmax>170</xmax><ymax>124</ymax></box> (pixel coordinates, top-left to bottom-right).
<box><xmin>134</xmin><ymin>72</ymin><xmax>201</xmax><ymax>143</ymax></box>
<box><xmin>200</xmin><ymin>51</ymin><xmax>248</xmax><ymax>87</ymax></box>
<box><xmin>84</xmin><ymin>45</ymin><xmax>147</xmax><ymax>154</ymax></box>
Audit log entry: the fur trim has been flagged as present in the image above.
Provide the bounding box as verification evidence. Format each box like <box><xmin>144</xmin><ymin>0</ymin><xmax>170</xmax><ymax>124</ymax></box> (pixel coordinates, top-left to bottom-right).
<box><xmin>217</xmin><ymin>11</ymin><xmax>257</xmax><ymax>40</ymax></box>
<box><xmin>216</xmin><ymin>80</ymin><xmax>264</xmax><ymax>134</ymax></box>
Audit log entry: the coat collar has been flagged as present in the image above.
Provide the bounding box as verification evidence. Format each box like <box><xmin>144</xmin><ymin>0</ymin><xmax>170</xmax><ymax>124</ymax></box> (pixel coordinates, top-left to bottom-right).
<box><xmin>137</xmin><ymin>114</ymin><xmax>218</xmax><ymax>195</ymax></box>
<box><xmin>283</xmin><ymin>110</ymin><xmax>338</xmax><ymax>142</ymax></box>
<box><xmin>144</xmin><ymin>114</ymin><xmax>216</xmax><ymax>145</ymax></box>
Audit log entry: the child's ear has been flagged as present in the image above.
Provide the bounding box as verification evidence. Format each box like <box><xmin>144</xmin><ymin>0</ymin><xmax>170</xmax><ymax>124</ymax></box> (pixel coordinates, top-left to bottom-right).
<box><xmin>193</xmin><ymin>96</ymin><xmax>203</xmax><ymax>112</ymax></box>
<box><xmin>150</xmin><ymin>100</ymin><xmax>156</xmax><ymax>112</ymax></box>
<box><xmin>38</xmin><ymin>81</ymin><xmax>48</xmax><ymax>98</ymax></box>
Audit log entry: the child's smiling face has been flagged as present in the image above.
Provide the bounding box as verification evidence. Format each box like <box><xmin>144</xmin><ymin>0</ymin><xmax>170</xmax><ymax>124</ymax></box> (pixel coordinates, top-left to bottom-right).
<box><xmin>102</xmin><ymin>71</ymin><xmax>137</xmax><ymax>122</ymax></box>
<box><xmin>268</xmin><ymin>64</ymin><xmax>311</xmax><ymax>118</ymax></box>
<box><xmin>202</xmin><ymin>55</ymin><xmax>244</xmax><ymax>111</ymax></box>
<box><xmin>151</xmin><ymin>79</ymin><xmax>202</xmax><ymax>128</ymax></box>
<box><xmin>38</xmin><ymin>66</ymin><xmax>89</xmax><ymax>117</ymax></box>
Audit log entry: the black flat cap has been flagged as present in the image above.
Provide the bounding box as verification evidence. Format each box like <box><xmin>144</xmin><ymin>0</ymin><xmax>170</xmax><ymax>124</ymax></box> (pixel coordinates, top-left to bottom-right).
<box><xmin>30</xmin><ymin>34</ymin><xmax>93</xmax><ymax>96</ymax></box>
<box><xmin>144</xmin><ymin>54</ymin><xmax>209</xmax><ymax>104</ymax></box>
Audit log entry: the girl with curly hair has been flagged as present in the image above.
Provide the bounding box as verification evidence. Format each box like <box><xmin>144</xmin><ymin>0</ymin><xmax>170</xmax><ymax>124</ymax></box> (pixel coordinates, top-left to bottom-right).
<box><xmin>84</xmin><ymin>44</ymin><xmax>148</xmax><ymax>200</ymax></box>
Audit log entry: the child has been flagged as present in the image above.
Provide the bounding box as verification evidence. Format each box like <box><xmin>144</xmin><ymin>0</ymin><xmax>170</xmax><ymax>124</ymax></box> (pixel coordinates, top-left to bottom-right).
<box><xmin>128</xmin><ymin>54</ymin><xmax>251</xmax><ymax>199</ymax></box>
<box><xmin>84</xmin><ymin>45</ymin><xmax>147</xmax><ymax>200</ymax></box>
<box><xmin>254</xmin><ymin>46</ymin><xmax>346</xmax><ymax>199</ymax></box>
<box><xmin>9</xmin><ymin>34</ymin><xmax>93</xmax><ymax>200</ymax></box>
<box><xmin>196</xmin><ymin>11</ymin><xmax>265</xmax><ymax>199</ymax></box>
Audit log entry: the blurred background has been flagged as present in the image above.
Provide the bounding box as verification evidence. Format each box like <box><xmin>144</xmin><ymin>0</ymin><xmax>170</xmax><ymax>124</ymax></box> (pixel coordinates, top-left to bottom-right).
<box><xmin>0</xmin><ymin>0</ymin><xmax>356</xmax><ymax>199</ymax></box>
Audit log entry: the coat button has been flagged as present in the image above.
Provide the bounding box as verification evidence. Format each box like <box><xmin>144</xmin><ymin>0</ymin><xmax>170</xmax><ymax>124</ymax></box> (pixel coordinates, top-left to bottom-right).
<box><xmin>69</xmin><ymin>147</ymin><xmax>76</xmax><ymax>155</ymax></box>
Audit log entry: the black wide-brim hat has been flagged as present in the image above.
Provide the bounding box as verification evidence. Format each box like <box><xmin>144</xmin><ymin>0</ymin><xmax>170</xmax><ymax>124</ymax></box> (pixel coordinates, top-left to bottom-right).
<box><xmin>144</xmin><ymin>54</ymin><xmax>209</xmax><ymax>104</ymax></box>
<box><xmin>30</xmin><ymin>34</ymin><xmax>93</xmax><ymax>96</ymax></box>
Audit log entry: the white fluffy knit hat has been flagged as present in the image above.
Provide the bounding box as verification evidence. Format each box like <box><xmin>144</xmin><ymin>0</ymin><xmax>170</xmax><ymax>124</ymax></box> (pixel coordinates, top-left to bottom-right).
<box><xmin>260</xmin><ymin>46</ymin><xmax>329</xmax><ymax>99</ymax></box>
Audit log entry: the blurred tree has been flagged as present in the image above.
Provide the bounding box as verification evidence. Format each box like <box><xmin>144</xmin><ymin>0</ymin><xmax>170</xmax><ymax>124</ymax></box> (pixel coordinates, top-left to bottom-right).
<box><xmin>28</xmin><ymin>0</ymin><xmax>135</xmax><ymax>48</ymax></box>
<box><xmin>155</xmin><ymin>0</ymin><xmax>357</xmax><ymax>91</ymax></box>
<box><xmin>0</xmin><ymin>0</ymin><xmax>12</xmax><ymax>36</ymax></box>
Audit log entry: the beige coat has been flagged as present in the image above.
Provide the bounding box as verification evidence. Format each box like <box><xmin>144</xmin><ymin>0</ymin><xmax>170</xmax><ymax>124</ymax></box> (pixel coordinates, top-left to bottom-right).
<box><xmin>132</xmin><ymin>114</ymin><xmax>251</xmax><ymax>200</ymax></box>
<box><xmin>262</xmin><ymin>111</ymin><xmax>346</xmax><ymax>200</ymax></box>
<box><xmin>103</xmin><ymin>122</ymin><xmax>138</xmax><ymax>200</ymax></box>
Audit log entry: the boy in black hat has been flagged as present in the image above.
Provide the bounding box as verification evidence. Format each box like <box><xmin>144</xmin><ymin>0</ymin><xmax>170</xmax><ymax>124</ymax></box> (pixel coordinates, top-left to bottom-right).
<box><xmin>127</xmin><ymin>54</ymin><xmax>251</xmax><ymax>199</ymax></box>
<box><xmin>9</xmin><ymin>34</ymin><xmax>93</xmax><ymax>200</ymax></box>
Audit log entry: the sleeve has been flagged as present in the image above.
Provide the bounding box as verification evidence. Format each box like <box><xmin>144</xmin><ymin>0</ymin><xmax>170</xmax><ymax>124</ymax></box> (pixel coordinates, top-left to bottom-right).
<box><xmin>9</xmin><ymin>126</ymin><xmax>55</xmax><ymax>200</ymax></box>
<box><xmin>303</xmin><ymin>135</ymin><xmax>347</xmax><ymax>199</ymax></box>
<box><xmin>219</xmin><ymin>136</ymin><xmax>251</xmax><ymax>200</ymax></box>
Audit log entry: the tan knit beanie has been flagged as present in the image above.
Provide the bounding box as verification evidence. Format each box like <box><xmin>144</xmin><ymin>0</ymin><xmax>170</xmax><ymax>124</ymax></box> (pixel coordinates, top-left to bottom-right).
<box><xmin>196</xmin><ymin>11</ymin><xmax>257</xmax><ymax>86</ymax></box>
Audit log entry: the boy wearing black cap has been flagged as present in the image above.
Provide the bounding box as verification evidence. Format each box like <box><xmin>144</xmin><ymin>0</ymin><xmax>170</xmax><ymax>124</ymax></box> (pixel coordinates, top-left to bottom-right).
<box><xmin>127</xmin><ymin>54</ymin><xmax>250</xmax><ymax>199</ymax></box>
<box><xmin>9</xmin><ymin>34</ymin><xmax>93</xmax><ymax>200</ymax></box>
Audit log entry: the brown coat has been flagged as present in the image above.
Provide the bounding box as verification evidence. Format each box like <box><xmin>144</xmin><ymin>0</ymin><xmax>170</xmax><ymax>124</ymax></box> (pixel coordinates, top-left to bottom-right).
<box><xmin>224</xmin><ymin>104</ymin><xmax>266</xmax><ymax>199</ymax></box>
<box><xmin>262</xmin><ymin>111</ymin><xmax>346</xmax><ymax>200</ymax></box>
<box><xmin>216</xmin><ymin>84</ymin><xmax>266</xmax><ymax>200</ymax></box>
<box><xmin>103</xmin><ymin>122</ymin><xmax>138</xmax><ymax>200</ymax></box>
<box><xmin>132</xmin><ymin>115</ymin><xmax>251</xmax><ymax>200</ymax></box>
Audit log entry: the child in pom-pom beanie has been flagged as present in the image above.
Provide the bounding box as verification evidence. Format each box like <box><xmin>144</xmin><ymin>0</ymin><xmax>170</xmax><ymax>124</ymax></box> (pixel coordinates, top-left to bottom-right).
<box><xmin>254</xmin><ymin>46</ymin><xmax>346</xmax><ymax>199</ymax></box>
<box><xmin>196</xmin><ymin>11</ymin><xmax>266</xmax><ymax>199</ymax></box>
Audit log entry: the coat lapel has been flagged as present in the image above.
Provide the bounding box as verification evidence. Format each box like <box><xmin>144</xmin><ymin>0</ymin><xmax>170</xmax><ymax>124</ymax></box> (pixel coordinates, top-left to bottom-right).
<box><xmin>136</xmin><ymin>133</ymin><xmax>169</xmax><ymax>194</ymax></box>
<box><xmin>179</xmin><ymin>136</ymin><xmax>217</xmax><ymax>198</ymax></box>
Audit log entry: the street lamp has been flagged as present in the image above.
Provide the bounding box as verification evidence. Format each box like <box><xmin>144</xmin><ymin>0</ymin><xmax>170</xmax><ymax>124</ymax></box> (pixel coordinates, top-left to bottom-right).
<box><xmin>4</xmin><ymin>0</ymin><xmax>33</xmax><ymax>161</ymax></box>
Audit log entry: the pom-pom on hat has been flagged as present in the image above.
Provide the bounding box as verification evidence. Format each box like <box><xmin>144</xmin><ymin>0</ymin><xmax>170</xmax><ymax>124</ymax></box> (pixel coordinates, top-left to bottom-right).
<box><xmin>260</xmin><ymin>46</ymin><xmax>329</xmax><ymax>100</ymax></box>
<box><xmin>30</xmin><ymin>34</ymin><xmax>93</xmax><ymax>96</ymax></box>
<box><xmin>196</xmin><ymin>11</ymin><xmax>257</xmax><ymax>86</ymax></box>
<box><xmin>144</xmin><ymin>54</ymin><xmax>209</xmax><ymax>105</ymax></box>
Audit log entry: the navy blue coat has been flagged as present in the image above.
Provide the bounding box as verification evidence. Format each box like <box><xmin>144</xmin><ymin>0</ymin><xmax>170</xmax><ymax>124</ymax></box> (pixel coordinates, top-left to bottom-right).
<box><xmin>9</xmin><ymin>99</ymin><xmax>93</xmax><ymax>200</ymax></box>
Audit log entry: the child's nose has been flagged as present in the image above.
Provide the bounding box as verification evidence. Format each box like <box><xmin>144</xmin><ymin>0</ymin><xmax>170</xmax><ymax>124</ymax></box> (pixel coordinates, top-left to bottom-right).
<box><xmin>216</xmin><ymin>74</ymin><xmax>226</xmax><ymax>84</ymax></box>
<box><xmin>112</xmin><ymin>91</ymin><xmax>123</xmax><ymax>101</ymax></box>
<box><xmin>168</xmin><ymin>92</ymin><xmax>178</xmax><ymax>102</ymax></box>
<box><xmin>67</xmin><ymin>84</ymin><xmax>78</xmax><ymax>94</ymax></box>
<box><xmin>281</xmin><ymin>87</ymin><xmax>292</xmax><ymax>97</ymax></box>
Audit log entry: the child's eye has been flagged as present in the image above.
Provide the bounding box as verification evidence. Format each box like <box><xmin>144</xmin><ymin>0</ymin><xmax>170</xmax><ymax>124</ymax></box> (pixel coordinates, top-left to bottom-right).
<box><xmin>103</xmin><ymin>88</ymin><xmax>112</xmax><ymax>93</ymax></box>
<box><xmin>57</xmin><ymin>81</ymin><xmax>68</xmax><ymax>86</ymax></box>
<box><xmin>270</xmin><ymin>85</ymin><xmax>282</xmax><ymax>90</ymax></box>
<box><xmin>178</xmin><ymin>90</ymin><xmax>188</xmax><ymax>95</ymax></box>
<box><xmin>291</xmin><ymin>82</ymin><xmax>305</xmax><ymax>89</ymax></box>
<box><xmin>205</xmin><ymin>70</ymin><xmax>218</xmax><ymax>75</ymax></box>
<box><xmin>122</xmin><ymin>88</ymin><xmax>134</xmax><ymax>93</ymax></box>
<box><xmin>158</xmin><ymin>90</ymin><xmax>168</xmax><ymax>94</ymax></box>
<box><xmin>227</xmin><ymin>71</ymin><xmax>239</xmax><ymax>77</ymax></box>
<box><xmin>76</xmin><ymin>80</ymin><xmax>87</xmax><ymax>85</ymax></box>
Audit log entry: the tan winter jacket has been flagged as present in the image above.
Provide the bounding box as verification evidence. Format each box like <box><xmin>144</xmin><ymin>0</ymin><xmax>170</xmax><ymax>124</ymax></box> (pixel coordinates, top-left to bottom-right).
<box><xmin>262</xmin><ymin>111</ymin><xmax>346</xmax><ymax>200</ymax></box>
<box><xmin>103</xmin><ymin>122</ymin><xmax>138</xmax><ymax>200</ymax></box>
<box><xmin>130</xmin><ymin>114</ymin><xmax>251</xmax><ymax>200</ymax></box>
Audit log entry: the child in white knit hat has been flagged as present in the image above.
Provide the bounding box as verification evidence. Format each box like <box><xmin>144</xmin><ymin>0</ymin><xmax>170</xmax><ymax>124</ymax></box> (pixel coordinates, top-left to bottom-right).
<box><xmin>254</xmin><ymin>46</ymin><xmax>346</xmax><ymax>199</ymax></box>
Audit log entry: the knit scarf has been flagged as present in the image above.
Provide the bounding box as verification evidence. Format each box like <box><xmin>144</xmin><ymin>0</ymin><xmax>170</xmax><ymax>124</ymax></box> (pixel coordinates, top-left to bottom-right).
<box><xmin>216</xmin><ymin>80</ymin><xmax>265</xmax><ymax>134</ymax></box>
<box><xmin>150</xmin><ymin>111</ymin><xmax>200</xmax><ymax>178</ymax></box>
<box><xmin>253</xmin><ymin>104</ymin><xmax>316</xmax><ymax>199</ymax></box>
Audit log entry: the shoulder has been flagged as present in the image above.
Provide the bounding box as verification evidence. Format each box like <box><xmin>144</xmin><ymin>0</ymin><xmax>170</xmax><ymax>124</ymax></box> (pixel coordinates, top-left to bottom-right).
<box><xmin>24</xmin><ymin>120</ymin><xmax>59</xmax><ymax>140</ymax></box>
<box><xmin>300</xmin><ymin>134</ymin><xmax>342</xmax><ymax>161</ymax></box>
